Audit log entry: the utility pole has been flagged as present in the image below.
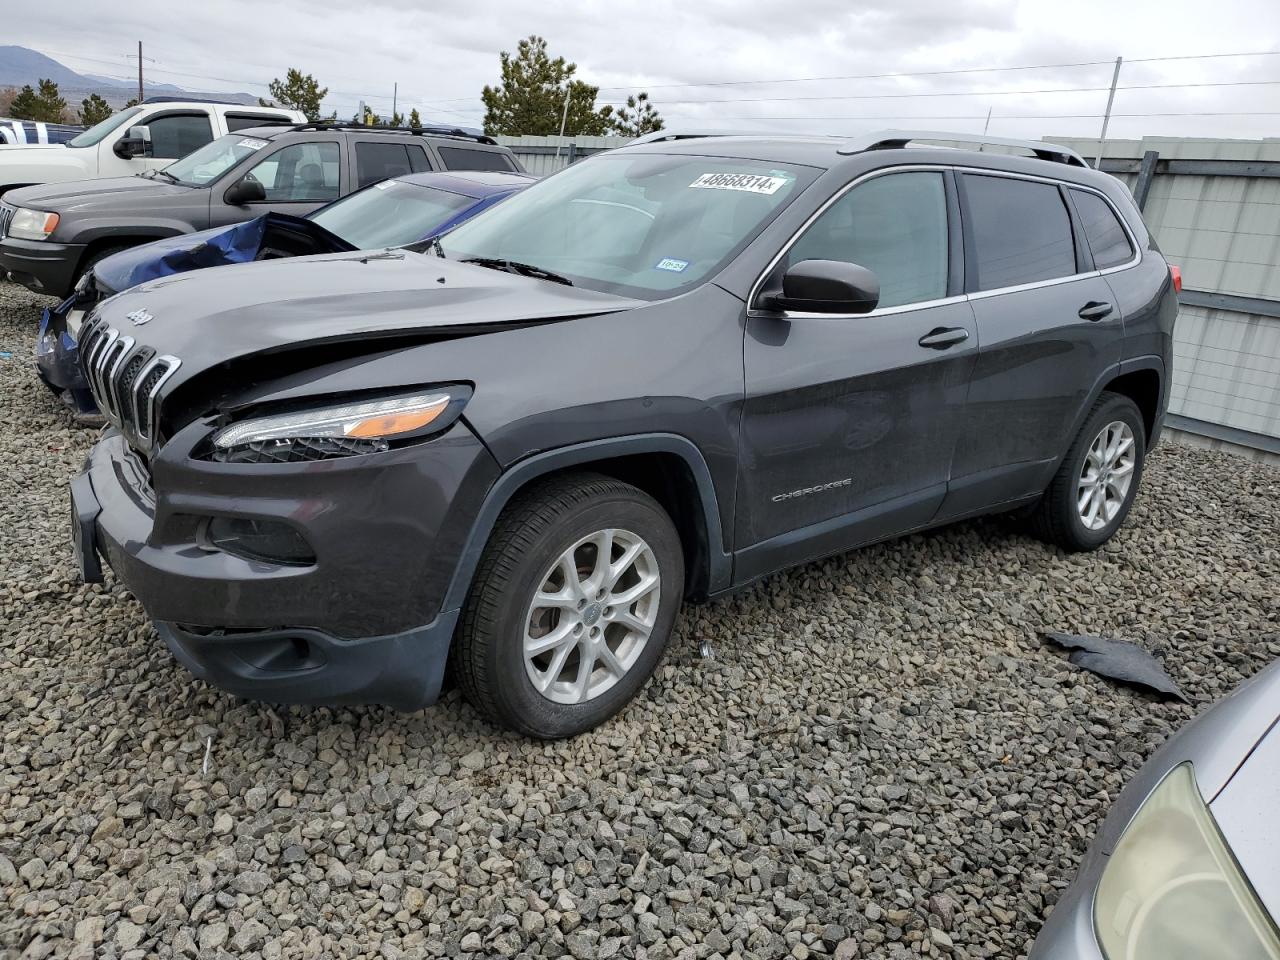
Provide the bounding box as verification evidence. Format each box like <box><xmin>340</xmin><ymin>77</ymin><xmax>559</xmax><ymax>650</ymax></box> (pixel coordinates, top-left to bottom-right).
<box><xmin>1094</xmin><ymin>57</ymin><xmax>1123</xmax><ymax>169</ymax></box>
<box><xmin>392</xmin><ymin>83</ymin><xmax>397</xmax><ymax>123</ymax></box>
<box><xmin>553</xmin><ymin>85</ymin><xmax>572</xmax><ymax>165</ymax></box>
<box><xmin>137</xmin><ymin>41</ymin><xmax>143</xmax><ymax>103</ymax></box>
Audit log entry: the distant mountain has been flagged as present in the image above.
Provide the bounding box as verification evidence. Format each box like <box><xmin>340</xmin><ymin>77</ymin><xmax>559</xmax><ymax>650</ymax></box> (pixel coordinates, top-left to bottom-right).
<box><xmin>0</xmin><ymin>45</ymin><xmax>260</xmax><ymax>109</ymax></box>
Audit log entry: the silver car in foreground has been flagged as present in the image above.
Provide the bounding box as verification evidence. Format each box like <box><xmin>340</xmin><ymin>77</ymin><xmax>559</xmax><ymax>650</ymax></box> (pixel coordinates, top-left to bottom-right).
<box><xmin>1031</xmin><ymin>659</ymin><xmax>1280</xmax><ymax>959</ymax></box>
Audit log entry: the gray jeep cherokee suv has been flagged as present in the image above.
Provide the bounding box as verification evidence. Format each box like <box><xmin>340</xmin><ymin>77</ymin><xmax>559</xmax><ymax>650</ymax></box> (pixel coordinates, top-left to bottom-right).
<box><xmin>69</xmin><ymin>130</ymin><xmax>1177</xmax><ymax>738</ymax></box>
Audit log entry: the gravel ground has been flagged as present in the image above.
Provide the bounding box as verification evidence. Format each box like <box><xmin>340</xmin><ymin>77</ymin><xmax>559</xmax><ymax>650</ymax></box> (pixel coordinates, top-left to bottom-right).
<box><xmin>1</xmin><ymin>277</ymin><xmax>1277</xmax><ymax>960</ymax></box>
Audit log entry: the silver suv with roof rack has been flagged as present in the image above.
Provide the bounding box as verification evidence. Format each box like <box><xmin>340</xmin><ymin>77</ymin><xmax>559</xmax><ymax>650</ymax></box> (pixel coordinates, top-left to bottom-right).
<box><xmin>67</xmin><ymin>129</ymin><xmax>1177</xmax><ymax>738</ymax></box>
<box><xmin>0</xmin><ymin>120</ymin><xmax>523</xmax><ymax>297</ymax></box>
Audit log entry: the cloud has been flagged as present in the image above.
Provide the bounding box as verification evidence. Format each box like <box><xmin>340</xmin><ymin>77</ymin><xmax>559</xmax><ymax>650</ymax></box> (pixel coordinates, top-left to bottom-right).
<box><xmin>7</xmin><ymin>0</ymin><xmax>1278</xmax><ymax>138</ymax></box>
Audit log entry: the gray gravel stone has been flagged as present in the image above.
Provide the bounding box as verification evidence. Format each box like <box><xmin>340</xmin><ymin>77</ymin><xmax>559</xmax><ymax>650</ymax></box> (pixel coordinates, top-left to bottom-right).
<box><xmin>0</xmin><ymin>279</ymin><xmax>1277</xmax><ymax>959</ymax></box>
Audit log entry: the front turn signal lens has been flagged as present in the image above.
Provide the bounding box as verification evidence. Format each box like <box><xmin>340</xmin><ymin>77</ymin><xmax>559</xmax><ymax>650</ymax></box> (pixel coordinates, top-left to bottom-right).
<box><xmin>346</xmin><ymin>403</ymin><xmax>448</xmax><ymax>438</ymax></box>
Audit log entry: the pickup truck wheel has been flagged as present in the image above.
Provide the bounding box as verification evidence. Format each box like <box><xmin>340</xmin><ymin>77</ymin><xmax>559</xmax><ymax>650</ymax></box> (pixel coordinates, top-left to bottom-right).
<box><xmin>452</xmin><ymin>473</ymin><xmax>684</xmax><ymax>739</ymax></box>
<box><xmin>1029</xmin><ymin>392</ymin><xmax>1146</xmax><ymax>552</ymax></box>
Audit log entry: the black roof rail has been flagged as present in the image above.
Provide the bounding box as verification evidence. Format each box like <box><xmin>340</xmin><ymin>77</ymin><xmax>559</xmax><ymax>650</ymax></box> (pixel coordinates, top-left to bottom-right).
<box><xmin>285</xmin><ymin>121</ymin><xmax>497</xmax><ymax>145</ymax></box>
<box><xmin>838</xmin><ymin>130</ymin><xmax>1088</xmax><ymax>167</ymax></box>
<box><xmin>625</xmin><ymin>129</ymin><xmax>823</xmax><ymax>147</ymax></box>
<box><xmin>141</xmin><ymin>95</ymin><xmax>268</xmax><ymax>107</ymax></box>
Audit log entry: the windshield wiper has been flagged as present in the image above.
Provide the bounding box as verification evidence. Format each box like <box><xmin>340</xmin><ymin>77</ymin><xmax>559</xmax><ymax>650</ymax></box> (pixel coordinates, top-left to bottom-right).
<box><xmin>459</xmin><ymin>257</ymin><xmax>573</xmax><ymax>286</ymax></box>
<box><xmin>426</xmin><ymin>236</ymin><xmax>446</xmax><ymax>259</ymax></box>
<box><xmin>153</xmin><ymin>169</ymin><xmax>180</xmax><ymax>183</ymax></box>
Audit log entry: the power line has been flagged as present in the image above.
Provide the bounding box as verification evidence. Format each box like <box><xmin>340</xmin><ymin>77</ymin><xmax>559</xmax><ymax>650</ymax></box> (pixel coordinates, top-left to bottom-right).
<box><xmin>589</xmin><ymin>49</ymin><xmax>1280</xmax><ymax>92</ymax></box>
<box><xmin>598</xmin><ymin>79</ymin><xmax>1280</xmax><ymax>106</ymax></box>
<box><xmin>671</xmin><ymin>111</ymin><xmax>1280</xmax><ymax>121</ymax></box>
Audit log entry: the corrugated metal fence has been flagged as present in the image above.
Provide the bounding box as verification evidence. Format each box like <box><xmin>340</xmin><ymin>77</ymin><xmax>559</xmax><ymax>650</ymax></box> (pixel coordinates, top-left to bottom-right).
<box><xmin>1055</xmin><ymin>136</ymin><xmax>1280</xmax><ymax>462</ymax></box>
<box><xmin>496</xmin><ymin>135</ymin><xmax>621</xmax><ymax>175</ymax></box>
<box><xmin>501</xmin><ymin>132</ymin><xmax>1280</xmax><ymax>461</ymax></box>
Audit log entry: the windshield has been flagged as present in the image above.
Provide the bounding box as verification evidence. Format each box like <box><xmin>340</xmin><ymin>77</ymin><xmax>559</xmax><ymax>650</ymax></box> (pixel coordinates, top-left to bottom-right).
<box><xmin>310</xmin><ymin>180</ymin><xmax>477</xmax><ymax>248</ymax></box>
<box><xmin>67</xmin><ymin>106</ymin><xmax>144</xmax><ymax>148</ymax></box>
<box><xmin>163</xmin><ymin>134</ymin><xmax>271</xmax><ymax>186</ymax></box>
<box><xmin>438</xmin><ymin>153</ymin><xmax>816</xmax><ymax>299</ymax></box>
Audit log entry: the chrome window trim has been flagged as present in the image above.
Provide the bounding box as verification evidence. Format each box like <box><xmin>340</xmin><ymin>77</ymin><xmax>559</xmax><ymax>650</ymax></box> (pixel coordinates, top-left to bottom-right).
<box><xmin>747</xmin><ymin>163</ymin><xmax>1142</xmax><ymax>321</ymax></box>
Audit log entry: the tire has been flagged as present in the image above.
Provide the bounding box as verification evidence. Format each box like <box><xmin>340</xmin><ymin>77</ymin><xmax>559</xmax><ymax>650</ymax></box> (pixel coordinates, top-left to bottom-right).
<box><xmin>68</xmin><ymin>246</ymin><xmax>127</xmax><ymax>300</ymax></box>
<box><xmin>1028</xmin><ymin>392</ymin><xmax>1146</xmax><ymax>552</ymax></box>
<box><xmin>451</xmin><ymin>472</ymin><xmax>685</xmax><ymax>739</ymax></box>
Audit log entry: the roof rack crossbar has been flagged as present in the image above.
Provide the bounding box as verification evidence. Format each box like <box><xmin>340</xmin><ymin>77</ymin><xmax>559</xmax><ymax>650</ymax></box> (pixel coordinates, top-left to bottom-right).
<box><xmin>284</xmin><ymin>121</ymin><xmax>496</xmax><ymax>145</ymax></box>
<box><xmin>838</xmin><ymin>130</ymin><xmax>1088</xmax><ymax>167</ymax></box>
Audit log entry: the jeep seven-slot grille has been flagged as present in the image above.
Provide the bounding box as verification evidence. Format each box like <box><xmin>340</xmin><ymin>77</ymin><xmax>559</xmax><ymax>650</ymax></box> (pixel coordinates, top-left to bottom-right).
<box><xmin>79</xmin><ymin>319</ymin><xmax>181</xmax><ymax>447</ymax></box>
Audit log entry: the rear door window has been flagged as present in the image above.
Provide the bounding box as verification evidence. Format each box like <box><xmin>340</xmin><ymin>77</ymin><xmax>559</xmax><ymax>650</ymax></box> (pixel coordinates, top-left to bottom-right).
<box><xmin>788</xmin><ymin>170</ymin><xmax>949</xmax><ymax>308</ymax></box>
<box><xmin>356</xmin><ymin>142</ymin><xmax>416</xmax><ymax>187</ymax></box>
<box><xmin>147</xmin><ymin>113</ymin><xmax>214</xmax><ymax>160</ymax></box>
<box><xmin>1071</xmin><ymin>189</ymin><xmax>1135</xmax><ymax>270</ymax></box>
<box><xmin>437</xmin><ymin>146</ymin><xmax>514</xmax><ymax>171</ymax></box>
<box><xmin>226</xmin><ymin>114</ymin><xmax>290</xmax><ymax>132</ymax></box>
<box><xmin>963</xmin><ymin>174</ymin><xmax>1077</xmax><ymax>290</ymax></box>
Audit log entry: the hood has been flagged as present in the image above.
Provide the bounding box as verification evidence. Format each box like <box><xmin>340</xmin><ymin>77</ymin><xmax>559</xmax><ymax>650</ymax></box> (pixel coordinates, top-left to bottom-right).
<box><xmin>1210</xmin><ymin>718</ymin><xmax>1280</xmax><ymax>916</ymax></box>
<box><xmin>92</xmin><ymin>213</ymin><xmax>352</xmax><ymax>296</ymax></box>
<box><xmin>90</xmin><ymin>250</ymin><xmax>642</xmax><ymax>381</ymax></box>
<box><xmin>6</xmin><ymin>175</ymin><xmax>194</xmax><ymax>212</ymax></box>
<box><xmin>0</xmin><ymin>142</ymin><xmax>67</xmax><ymax>153</ymax></box>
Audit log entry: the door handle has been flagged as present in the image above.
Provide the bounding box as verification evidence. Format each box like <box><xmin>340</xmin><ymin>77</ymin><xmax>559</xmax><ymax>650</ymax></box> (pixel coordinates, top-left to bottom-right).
<box><xmin>917</xmin><ymin>326</ymin><xmax>970</xmax><ymax>350</ymax></box>
<box><xmin>1078</xmin><ymin>301</ymin><xmax>1114</xmax><ymax>321</ymax></box>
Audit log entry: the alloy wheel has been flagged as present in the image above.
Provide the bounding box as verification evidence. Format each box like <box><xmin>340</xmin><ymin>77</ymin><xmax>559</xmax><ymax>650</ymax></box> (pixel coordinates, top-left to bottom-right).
<box><xmin>523</xmin><ymin>528</ymin><xmax>661</xmax><ymax>704</ymax></box>
<box><xmin>1077</xmin><ymin>420</ymin><xmax>1136</xmax><ymax>531</ymax></box>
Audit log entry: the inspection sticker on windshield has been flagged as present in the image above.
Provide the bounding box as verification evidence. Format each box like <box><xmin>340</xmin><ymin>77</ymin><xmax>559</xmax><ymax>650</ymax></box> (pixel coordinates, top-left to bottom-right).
<box><xmin>689</xmin><ymin>172</ymin><xmax>787</xmax><ymax>195</ymax></box>
<box><xmin>655</xmin><ymin>257</ymin><xmax>690</xmax><ymax>273</ymax></box>
<box><xmin>237</xmin><ymin>138</ymin><xmax>268</xmax><ymax>150</ymax></box>
<box><xmin>375</xmin><ymin>180</ymin><xmax>393</xmax><ymax>189</ymax></box>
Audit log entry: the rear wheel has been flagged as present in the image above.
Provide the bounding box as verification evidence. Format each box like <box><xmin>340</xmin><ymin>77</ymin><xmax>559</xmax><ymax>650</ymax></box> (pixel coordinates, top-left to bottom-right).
<box><xmin>1029</xmin><ymin>392</ymin><xmax>1146</xmax><ymax>551</ymax></box>
<box><xmin>451</xmin><ymin>473</ymin><xmax>684</xmax><ymax>739</ymax></box>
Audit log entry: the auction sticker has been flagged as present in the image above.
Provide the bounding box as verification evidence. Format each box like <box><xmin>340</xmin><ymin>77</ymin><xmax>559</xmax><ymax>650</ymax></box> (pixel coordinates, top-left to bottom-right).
<box><xmin>689</xmin><ymin>172</ymin><xmax>787</xmax><ymax>194</ymax></box>
<box><xmin>237</xmin><ymin>138</ymin><xmax>268</xmax><ymax>150</ymax></box>
<box><xmin>655</xmin><ymin>257</ymin><xmax>690</xmax><ymax>272</ymax></box>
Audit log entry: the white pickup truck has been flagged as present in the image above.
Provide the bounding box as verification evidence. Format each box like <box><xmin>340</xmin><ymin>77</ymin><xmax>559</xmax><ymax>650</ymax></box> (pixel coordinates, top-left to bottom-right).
<box><xmin>0</xmin><ymin>97</ymin><xmax>305</xmax><ymax>197</ymax></box>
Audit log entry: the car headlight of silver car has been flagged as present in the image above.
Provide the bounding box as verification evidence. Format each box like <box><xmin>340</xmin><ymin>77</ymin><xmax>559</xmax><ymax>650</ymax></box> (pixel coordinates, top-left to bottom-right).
<box><xmin>209</xmin><ymin>390</ymin><xmax>466</xmax><ymax>463</ymax></box>
<box><xmin>7</xmin><ymin>207</ymin><xmax>60</xmax><ymax>241</ymax></box>
<box><xmin>1094</xmin><ymin>762</ymin><xmax>1280</xmax><ymax>960</ymax></box>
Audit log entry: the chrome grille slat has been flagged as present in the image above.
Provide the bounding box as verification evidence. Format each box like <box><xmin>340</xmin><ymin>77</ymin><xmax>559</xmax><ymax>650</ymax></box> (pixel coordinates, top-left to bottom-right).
<box><xmin>0</xmin><ymin>203</ymin><xmax>13</xmax><ymax>239</ymax></box>
<box><xmin>76</xmin><ymin>322</ymin><xmax>181</xmax><ymax>449</ymax></box>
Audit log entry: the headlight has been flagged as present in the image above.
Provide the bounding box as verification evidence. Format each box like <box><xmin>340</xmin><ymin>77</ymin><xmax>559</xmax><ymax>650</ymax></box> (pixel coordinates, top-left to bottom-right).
<box><xmin>210</xmin><ymin>390</ymin><xmax>462</xmax><ymax>463</ymax></box>
<box><xmin>8</xmin><ymin>207</ymin><xmax>60</xmax><ymax>241</ymax></box>
<box><xmin>1094</xmin><ymin>763</ymin><xmax>1280</xmax><ymax>960</ymax></box>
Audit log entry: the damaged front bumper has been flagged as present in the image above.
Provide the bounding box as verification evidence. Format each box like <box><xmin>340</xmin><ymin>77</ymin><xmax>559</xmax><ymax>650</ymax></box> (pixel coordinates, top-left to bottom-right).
<box><xmin>35</xmin><ymin>294</ymin><xmax>98</xmax><ymax>417</ymax></box>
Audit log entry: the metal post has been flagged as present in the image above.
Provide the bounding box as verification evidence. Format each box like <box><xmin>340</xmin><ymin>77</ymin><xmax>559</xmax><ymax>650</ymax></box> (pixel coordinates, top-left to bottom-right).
<box><xmin>137</xmin><ymin>41</ymin><xmax>143</xmax><ymax>103</ymax></box>
<box><xmin>1094</xmin><ymin>57</ymin><xmax>1123</xmax><ymax>169</ymax></box>
<box><xmin>553</xmin><ymin>85</ymin><xmax>572</xmax><ymax>165</ymax></box>
<box><xmin>1133</xmin><ymin>150</ymin><xmax>1160</xmax><ymax>210</ymax></box>
<box><xmin>392</xmin><ymin>83</ymin><xmax>397</xmax><ymax>124</ymax></box>
<box><xmin>567</xmin><ymin>142</ymin><xmax>578</xmax><ymax>165</ymax></box>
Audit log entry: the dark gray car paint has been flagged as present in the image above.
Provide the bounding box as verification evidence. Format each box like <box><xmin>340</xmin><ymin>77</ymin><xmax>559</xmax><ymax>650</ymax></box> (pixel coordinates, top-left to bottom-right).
<box><xmin>74</xmin><ymin>136</ymin><xmax>1177</xmax><ymax>712</ymax></box>
<box><xmin>1029</xmin><ymin>659</ymin><xmax>1280</xmax><ymax>958</ymax></box>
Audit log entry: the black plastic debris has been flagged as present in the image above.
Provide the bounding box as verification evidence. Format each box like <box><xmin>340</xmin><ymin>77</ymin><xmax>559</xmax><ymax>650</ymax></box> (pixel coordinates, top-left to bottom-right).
<box><xmin>1042</xmin><ymin>632</ymin><xmax>1187</xmax><ymax>702</ymax></box>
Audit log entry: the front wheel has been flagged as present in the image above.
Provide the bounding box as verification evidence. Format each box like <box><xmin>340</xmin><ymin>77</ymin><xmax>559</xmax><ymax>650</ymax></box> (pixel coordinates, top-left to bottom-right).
<box><xmin>451</xmin><ymin>473</ymin><xmax>684</xmax><ymax>739</ymax></box>
<box><xmin>1028</xmin><ymin>392</ymin><xmax>1147</xmax><ymax>551</ymax></box>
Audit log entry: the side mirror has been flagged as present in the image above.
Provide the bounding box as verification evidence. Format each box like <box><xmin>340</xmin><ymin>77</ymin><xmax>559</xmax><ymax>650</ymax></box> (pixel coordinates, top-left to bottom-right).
<box><xmin>224</xmin><ymin>178</ymin><xmax>267</xmax><ymax>205</ymax></box>
<box><xmin>760</xmin><ymin>259</ymin><xmax>880</xmax><ymax>315</ymax></box>
<box><xmin>113</xmin><ymin>125</ymin><xmax>152</xmax><ymax>159</ymax></box>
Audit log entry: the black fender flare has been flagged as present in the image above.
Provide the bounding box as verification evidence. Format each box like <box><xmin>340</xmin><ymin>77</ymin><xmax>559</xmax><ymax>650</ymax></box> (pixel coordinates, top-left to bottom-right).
<box><xmin>439</xmin><ymin>433</ymin><xmax>733</xmax><ymax>618</ymax></box>
<box><xmin>1054</xmin><ymin>354</ymin><xmax>1167</xmax><ymax>476</ymax></box>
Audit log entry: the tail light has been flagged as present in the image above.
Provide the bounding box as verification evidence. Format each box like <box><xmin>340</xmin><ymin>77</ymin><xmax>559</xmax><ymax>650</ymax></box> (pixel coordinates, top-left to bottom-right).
<box><xmin>1170</xmin><ymin>264</ymin><xmax>1182</xmax><ymax>294</ymax></box>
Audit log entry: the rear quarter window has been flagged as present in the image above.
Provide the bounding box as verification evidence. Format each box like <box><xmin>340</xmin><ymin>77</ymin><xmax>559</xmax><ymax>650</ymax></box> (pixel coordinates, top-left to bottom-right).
<box><xmin>963</xmin><ymin>174</ymin><xmax>1077</xmax><ymax>290</ymax></box>
<box><xmin>437</xmin><ymin>146</ymin><xmax>515</xmax><ymax>172</ymax></box>
<box><xmin>1071</xmin><ymin>189</ymin><xmax>1135</xmax><ymax>270</ymax></box>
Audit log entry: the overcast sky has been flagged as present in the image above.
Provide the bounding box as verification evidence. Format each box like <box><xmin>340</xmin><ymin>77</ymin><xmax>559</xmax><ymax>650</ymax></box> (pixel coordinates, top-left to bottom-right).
<box><xmin>10</xmin><ymin>0</ymin><xmax>1280</xmax><ymax>142</ymax></box>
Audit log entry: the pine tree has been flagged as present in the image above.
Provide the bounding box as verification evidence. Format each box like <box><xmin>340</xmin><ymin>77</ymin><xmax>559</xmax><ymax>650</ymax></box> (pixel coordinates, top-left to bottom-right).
<box><xmin>78</xmin><ymin>93</ymin><xmax>113</xmax><ymax>126</ymax></box>
<box><xmin>408</xmin><ymin>108</ymin><xmax>422</xmax><ymax>128</ymax></box>
<box><xmin>611</xmin><ymin>92</ymin><xmax>664</xmax><ymax>137</ymax></box>
<box><xmin>10</xmin><ymin>79</ymin><xmax>69</xmax><ymax>123</ymax></box>
<box><xmin>260</xmin><ymin>68</ymin><xmax>328</xmax><ymax>121</ymax></box>
<box><xmin>390</xmin><ymin>111</ymin><xmax>405</xmax><ymax>128</ymax></box>
<box><xmin>481</xmin><ymin>35</ymin><xmax>613</xmax><ymax>136</ymax></box>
